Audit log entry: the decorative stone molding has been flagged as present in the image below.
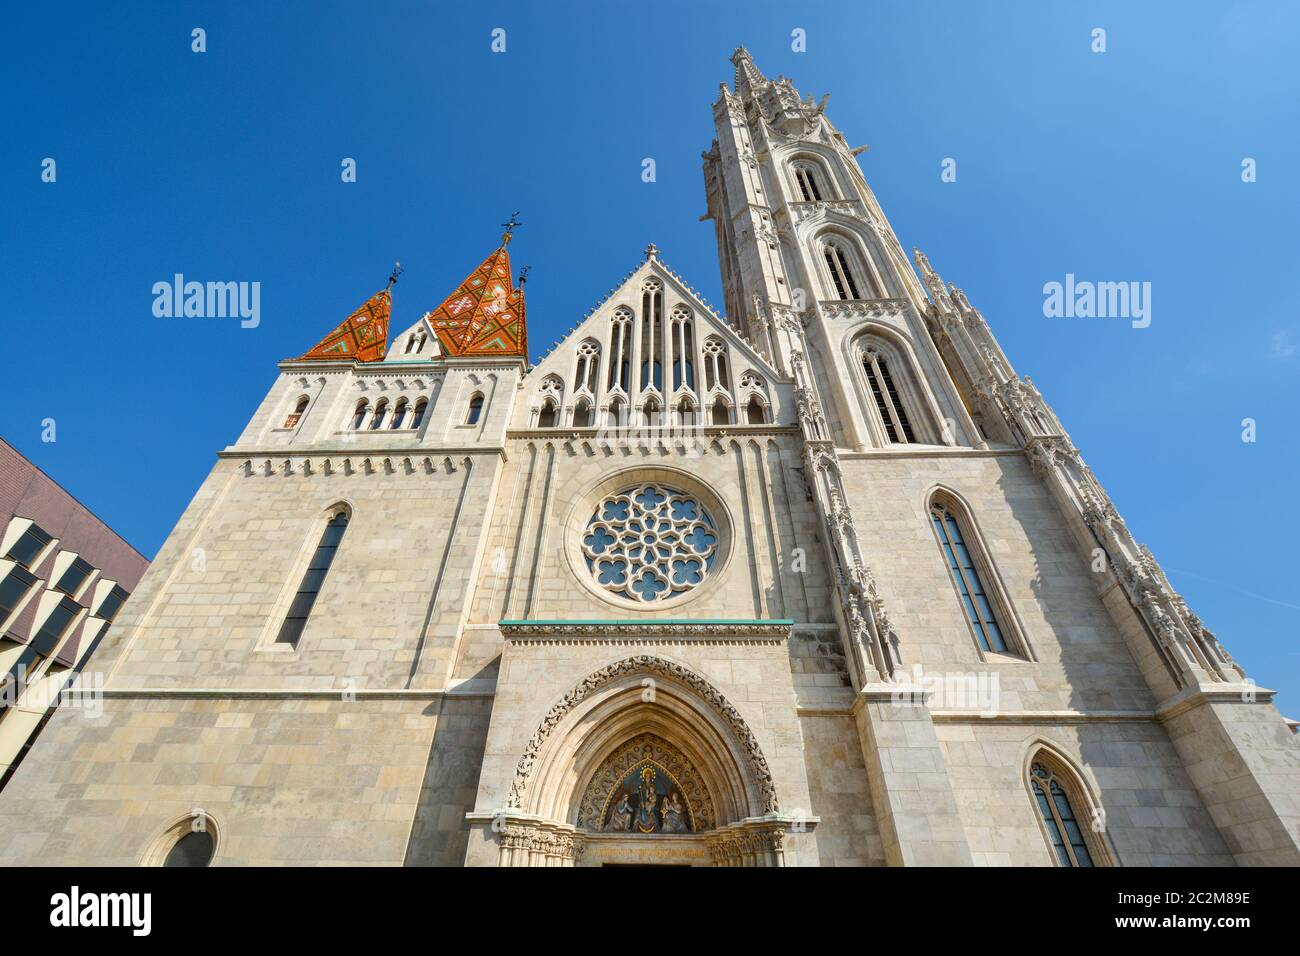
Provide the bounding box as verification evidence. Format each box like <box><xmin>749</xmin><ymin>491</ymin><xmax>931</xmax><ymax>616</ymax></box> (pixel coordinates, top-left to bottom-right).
<box><xmin>499</xmin><ymin>619</ymin><xmax>793</xmax><ymax>642</ymax></box>
<box><xmin>818</xmin><ymin>299</ymin><xmax>910</xmax><ymax>321</ymax></box>
<box><xmin>506</xmin><ymin>655</ymin><xmax>780</xmax><ymax>815</ymax></box>
<box><xmin>787</xmin><ymin>198</ymin><xmax>873</xmax><ymax>226</ymax></box>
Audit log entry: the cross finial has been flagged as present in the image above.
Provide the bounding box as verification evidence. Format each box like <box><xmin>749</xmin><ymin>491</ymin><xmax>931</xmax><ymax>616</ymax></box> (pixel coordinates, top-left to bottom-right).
<box><xmin>387</xmin><ymin>261</ymin><xmax>404</xmax><ymax>289</ymax></box>
<box><xmin>519</xmin><ymin>265</ymin><xmax>532</xmax><ymax>286</ymax></box>
<box><xmin>501</xmin><ymin>211</ymin><xmax>523</xmax><ymax>244</ymax></box>
<box><xmin>644</xmin><ymin>242</ymin><xmax>659</xmax><ymax>260</ymax></box>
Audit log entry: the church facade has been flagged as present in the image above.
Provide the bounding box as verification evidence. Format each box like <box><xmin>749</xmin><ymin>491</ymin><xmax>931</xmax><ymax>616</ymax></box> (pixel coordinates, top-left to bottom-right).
<box><xmin>1</xmin><ymin>49</ymin><xmax>1297</xmax><ymax>867</ymax></box>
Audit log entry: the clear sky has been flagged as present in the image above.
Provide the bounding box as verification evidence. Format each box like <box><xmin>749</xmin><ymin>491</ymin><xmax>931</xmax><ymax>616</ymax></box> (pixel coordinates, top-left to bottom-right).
<box><xmin>2</xmin><ymin>2</ymin><xmax>1296</xmax><ymax>708</ymax></box>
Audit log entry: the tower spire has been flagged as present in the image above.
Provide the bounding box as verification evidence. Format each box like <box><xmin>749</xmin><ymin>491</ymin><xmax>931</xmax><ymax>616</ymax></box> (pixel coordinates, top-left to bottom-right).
<box><xmin>422</xmin><ymin>231</ymin><xmax>528</xmax><ymax>358</ymax></box>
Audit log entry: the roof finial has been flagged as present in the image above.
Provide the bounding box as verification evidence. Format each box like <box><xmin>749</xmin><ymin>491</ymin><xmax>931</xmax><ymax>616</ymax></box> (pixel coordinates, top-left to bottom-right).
<box><xmin>519</xmin><ymin>265</ymin><xmax>532</xmax><ymax>286</ymax></box>
<box><xmin>501</xmin><ymin>211</ymin><xmax>523</xmax><ymax>245</ymax></box>
<box><xmin>386</xmin><ymin>261</ymin><xmax>404</xmax><ymax>289</ymax></box>
<box><xmin>644</xmin><ymin>242</ymin><xmax>659</xmax><ymax>261</ymax></box>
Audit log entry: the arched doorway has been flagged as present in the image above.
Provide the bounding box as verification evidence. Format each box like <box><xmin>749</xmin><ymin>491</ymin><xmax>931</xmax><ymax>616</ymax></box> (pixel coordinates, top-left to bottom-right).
<box><xmin>496</xmin><ymin>655</ymin><xmax>793</xmax><ymax>866</ymax></box>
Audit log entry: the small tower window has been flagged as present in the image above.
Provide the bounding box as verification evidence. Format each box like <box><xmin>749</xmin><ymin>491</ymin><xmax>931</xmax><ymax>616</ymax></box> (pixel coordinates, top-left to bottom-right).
<box><xmin>410</xmin><ymin>398</ymin><xmax>428</xmax><ymax>430</ymax></box>
<box><xmin>276</xmin><ymin>510</ymin><xmax>349</xmax><ymax>647</ymax></box>
<box><xmin>745</xmin><ymin>396</ymin><xmax>766</xmax><ymax>424</ymax></box>
<box><xmin>350</xmin><ymin>400</ymin><xmax>369</xmax><ymax>430</ymax></box>
<box><xmin>369</xmin><ymin>400</ymin><xmax>389</xmax><ymax>430</ymax></box>
<box><xmin>283</xmin><ymin>395</ymin><xmax>309</xmax><ymax>429</ymax></box>
<box><xmin>538</xmin><ymin>401</ymin><xmax>558</xmax><ymax>428</ymax></box>
<box><xmin>573</xmin><ymin>400</ymin><xmax>592</xmax><ymax>428</ymax></box>
<box><xmin>389</xmin><ymin>399</ymin><xmax>408</xmax><ymax>429</ymax></box>
<box><xmin>466</xmin><ymin>394</ymin><xmax>484</xmax><ymax>425</ymax></box>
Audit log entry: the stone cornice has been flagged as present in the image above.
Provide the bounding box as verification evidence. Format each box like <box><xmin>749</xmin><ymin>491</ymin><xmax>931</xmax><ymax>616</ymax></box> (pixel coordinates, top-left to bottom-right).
<box><xmin>218</xmin><ymin>445</ymin><xmax>505</xmax><ymax>460</ymax></box>
<box><xmin>837</xmin><ymin>446</ymin><xmax>1021</xmax><ymax>461</ymax></box>
<box><xmin>499</xmin><ymin>618</ymin><xmax>794</xmax><ymax>642</ymax></box>
<box><xmin>505</xmin><ymin>425</ymin><xmax>799</xmax><ymax>441</ymax></box>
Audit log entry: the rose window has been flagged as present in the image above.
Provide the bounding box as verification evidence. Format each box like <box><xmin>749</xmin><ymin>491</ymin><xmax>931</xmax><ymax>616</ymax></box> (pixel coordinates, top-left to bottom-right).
<box><xmin>582</xmin><ymin>484</ymin><xmax>719</xmax><ymax>603</ymax></box>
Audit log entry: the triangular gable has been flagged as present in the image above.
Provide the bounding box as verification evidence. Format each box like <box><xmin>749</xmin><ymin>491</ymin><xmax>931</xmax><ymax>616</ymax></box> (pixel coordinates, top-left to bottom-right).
<box><xmin>384</xmin><ymin>313</ymin><xmax>441</xmax><ymax>363</ymax></box>
<box><xmin>298</xmin><ymin>287</ymin><xmax>391</xmax><ymax>363</ymax></box>
<box><xmin>525</xmin><ymin>251</ymin><xmax>780</xmax><ymax>382</ymax></box>
<box><xmin>424</xmin><ymin>245</ymin><xmax>527</xmax><ymax>357</ymax></box>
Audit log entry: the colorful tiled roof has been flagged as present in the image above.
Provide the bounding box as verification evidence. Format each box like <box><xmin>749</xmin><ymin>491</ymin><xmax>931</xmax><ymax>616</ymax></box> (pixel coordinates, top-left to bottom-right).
<box><xmin>425</xmin><ymin>242</ymin><xmax>527</xmax><ymax>357</ymax></box>
<box><xmin>298</xmin><ymin>287</ymin><xmax>392</xmax><ymax>363</ymax></box>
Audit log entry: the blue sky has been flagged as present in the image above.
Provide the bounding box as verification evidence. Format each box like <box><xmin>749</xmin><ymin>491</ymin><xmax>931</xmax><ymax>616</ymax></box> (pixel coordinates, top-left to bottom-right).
<box><xmin>2</xmin><ymin>2</ymin><xmax>1297</xmax><ymax>708</ymax></box>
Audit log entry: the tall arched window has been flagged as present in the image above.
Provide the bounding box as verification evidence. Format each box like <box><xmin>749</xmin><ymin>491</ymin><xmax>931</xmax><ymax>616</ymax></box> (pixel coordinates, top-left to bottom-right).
<box><xmin>670</xmin><ymin>307</ymin><xmax>695</xmax><ymax>391</ymax></box>
<box><xmin>608</xmin><ymin>397</ymin><xmax>626</xmax><ymax>426</ymax></box>
<box><xmin>710</xmin><ymin>397</ymin><xmax>730</xmax><ymax>426</ymax></box>
<box><xmin>608</xmin><ymin>310</ymin><xmax>632</xmax><ymax>391</ymax></box>
<box><xmin>465</xmin><ymin>394</ymin><xmax>484</xmax><ymax>425</ymax></box>
<box><xmin>745</xmin><ymin>396</ymin><xmax>766</xmax><ymax>424</ymax></box>
<box><xmin>538</xmin><ymin>401</ymin><xmax>558</xmax><ymax>428</ymax></box>
<box><xmin>640</xmin><ymin>280</ymin><xmax>663</xmax><ymax>392</ymax></box>
<box><xmin>930</xmin><ymin>498</ymin><xmax>1014</xmax><ymax>655</ymax></box>
<box><xmin>404</xmin><ymin>335</ymin><xmax>416</xmax><ymax>354</ymax></box>
<box><xmin>702</xmin><ymin>338</ymin><xmax>729</xmax><ymax>391</ymax></box>
<box><xmin>1028</xmin><ymin>758</ymin><xmax>1104</xmax><ymax>867</ymax></box>
<box><xmin>822</xmin><ymin>239</ymin><xmax>863</xmax><ymax>300</ymax></box>
<box><xmin>792</xmin><ymin>162</ymin><xmax>825</xmax><ymax>202</ymax></box>
<box><xmin>574</xmin><ymin>339</ymin><xmax>600</xmax><ymax>394</ymax></box>
<box><xmin>283</xmin><ymin>395</ymin><xmax>309</xmax><ymax>428</ymax></box>
<box><xmin>862</xmin><ymin>346</ymin><xmax>916</xmax><ymax>444</ymax></box>
<box><xmin>369</xmin><ymin>400</ymin><xmax>389</xmax><ymax>430</ymax></box>
<box><xmin>410</xmin><ymin>398</ymin><xmax>428</xmax><ymax>430</ymax></box>
<box><xmin>350</xmin><ymin>400</ymin><xmax>369</xmax><ymax>430</ymax></box>
<box><xmin>276</xmin><ymin>510</ymin><xmax>349</xmax><ymax>647</ymax></box>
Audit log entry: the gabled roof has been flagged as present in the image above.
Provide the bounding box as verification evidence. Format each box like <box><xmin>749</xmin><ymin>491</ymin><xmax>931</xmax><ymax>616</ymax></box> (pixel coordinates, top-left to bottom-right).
<box><xmin>424</xmin><ymin>242</ymin><xmax>527</xmax><ymax>358</ymax></box>
<box><xmin>297</xmin><ymin>287</ymin><xmax>392</xmax><ymax>363</ymax></box>
<box><xmin>525</xmin><ymin>245</ymin><xmax>780</xmax><ymax>381</ymax></box>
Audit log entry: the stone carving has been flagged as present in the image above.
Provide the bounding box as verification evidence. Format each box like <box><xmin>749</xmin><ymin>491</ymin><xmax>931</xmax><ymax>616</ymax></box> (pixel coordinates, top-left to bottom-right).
<box><xmin>507</xmin><ymin>655</ymin><xmax>779</xmax><ymax>814</ymax></box>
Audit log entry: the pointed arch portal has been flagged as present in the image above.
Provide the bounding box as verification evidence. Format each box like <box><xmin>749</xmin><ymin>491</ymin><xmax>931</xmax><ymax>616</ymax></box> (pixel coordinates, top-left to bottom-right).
<box><xmin>492</xmin><ymin>654</ymin><xmax>801</xmax><ymax>866</ymax></box>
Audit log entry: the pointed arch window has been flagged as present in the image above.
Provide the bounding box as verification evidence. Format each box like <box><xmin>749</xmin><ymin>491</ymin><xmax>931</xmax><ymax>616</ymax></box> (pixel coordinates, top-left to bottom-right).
<box><xmin>283</xmin><ymin>395</ymin><xmax>309</xmax><ymax>429</ymax></box>
<box><xmin>642</xmin><ymin>398</ymin><xmax>661</xmax><ymax>427</ymax></box>
<box><xmin>465</xmin><ymin>394</ymin><xmax>484</xmax><ymax>425</ymax></box>
<box><xmin>575</xmin><ymin>340</ymin><xmax>600</xmax><ymax>394</ymax></box>
<box><xmin>608</xmin><ymin>310</ymin><xmax>632</xmax><ymax>391</ymax></box>
<box><xmin>1029</xmin><ymin>759</ymin><xmax>1105</xmax><ymax>867</ymax></box>
<box><xmin>640</xmin><ymin>281</ymin><xmax>663</xmax><ymax>392</ymax></box>
<box><xmin>410</xmin><ymin>398</ymin><xmax>428</xmax><ymax>430</ymax></box>
<box><xmin>793</xmin><ymin>163</ymin><xmax>825</xmax><ymax>202</ymax></box>
<box><xmin>930</xmin><ymin>498</ymin><xmax>1019</xmax><ymax>655</ymax></box>
<box><xmin>670</xmin><ymin>307</ymin><xmax>695</xmax><ymax>391</ymax></box>
<box><xmin>608</xmin><ymin>397</ymin><xmax>626</xmax><ymax>427</ymax></box>
<box><xmin>276</xmin><ymin>510</ymin><xmax>348</xmax><ymax>647</ymax></box>
<box><xmin>702</xmin><ymin>338</ymin><xmax>729</xmax><ymax>391</ymax></box>
<box><xmin>538</xmin><ymin>401</ymin><xmax>558</xmax><ymax>428</ymax></box>
<box><xmin>863</xmin><ymin>347</ymin><xmax>916</xmax><ymax>444</ymax></box>
<box><xmin>369</xmin><ymin>400</ymin><xmax>389</xmax><ymax>430</ymax></box>
<box><xmin>573</xmin><ymin>400</ymin><xmax>592</xmax><ymax>428</ymax></box>
<box><xmin>404</xmin><ymin>335</ymin><xmax>416</xmax><ymax>354</ymax></box>
<box><xmin>823</xmin><ymin>239</ymin><xmax>863</xmax><ymax>300</ymax></box>
<box><xmin>350</xmin><ymin>400</ymin><xmax>369</xmax><ymax>430</ymax></box>
<box><xmin>745</xmin><ymin>396</ymin><xmax>766</xmax><ymax>424</ymax></box>
<box><xmin>677</xmin><ymin>398</ymin><xmax>696</xmax><ymax>427</ymax></box>
<box><xmin>710</xmin><ymin>397</ymin><xmax>730</xmax><ymax>426</ymax></box>
<box><xmin>389</xmin><ymin>399</ymin><xmax>408</xmax><ymax>429</ymax></box>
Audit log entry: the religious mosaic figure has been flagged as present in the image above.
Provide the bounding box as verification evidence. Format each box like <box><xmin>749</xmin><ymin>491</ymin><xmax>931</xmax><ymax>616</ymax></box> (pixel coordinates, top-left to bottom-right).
<box><xmin>661</xmin><ymin>790</ymin><xmax>688</xmax><ymax>833</ymax></box>
<box><xmin>635</xmin><ymin>767</ymin><xmax>659</xmax><ymax>833</ymax></box>
<box><xmin>606</xmin><ymin>793</ymin><xmax>633</xmax><ymax>833</ymax></box>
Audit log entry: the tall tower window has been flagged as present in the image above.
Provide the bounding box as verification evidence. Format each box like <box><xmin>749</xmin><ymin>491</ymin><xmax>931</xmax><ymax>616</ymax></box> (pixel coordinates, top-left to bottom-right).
<box><xmin>862</xmin><ymin>348</ymin><xmax>916</xmax><ymax>443</ymax></box>
<box><xmin>574</xmin><ymin>339</ymin><xmax>600</xmax><ymax>394</ymax></box>
<box><xmin>1028</xmin><ymin>759</ymin><xmax>1106</xmax><ymax>867</ymax></box>
<box><xmin>670</xmin><ymin>308</ymin><xmax>695</xmax><ymax>391</ymax></box>
<box><xmin>369</xmin><ymin>400</ymin><xmax>389</xmax><ymax>430</ymax></box>
<box><xmin>276</xmin><ymin>510</ymin><xmax>349</xmax><ymax>647</ymax></box>
<box><xmin>389</xmin><ymin>399</ymin><xmax>408</xmax><ymax>429</ymax></box>
<box><xmin>793</xmin><ymin>163</ymin><xmax>825</xmax><ymax>202</ymax></box>
<box><xmin>410</xmin><ymin>399</ymin><xmax>428</xmax><ymax>430</ymax></box>
<box><xmin>640</xmin><ymin>280</ymin><xmax>663</xmax><ymax>392</ymax></box>
<box><xmin>350</xmin><ymin>400</ymin><xmax>368</xmax><ymax>430</ymax></box>
<box><xmin>823</xmin><ymin>240</ymin><xmax>863</xmax><ymax>300</ymax></box>
<box><xmin>930</xmin><ymin>501</ymin><xmax>1007</xmax><ymax>653</ymax></box>
<box><xmin>702</xmin><ymin>338</ymin><xmax>729</xmax><ymax>390</ymax></box>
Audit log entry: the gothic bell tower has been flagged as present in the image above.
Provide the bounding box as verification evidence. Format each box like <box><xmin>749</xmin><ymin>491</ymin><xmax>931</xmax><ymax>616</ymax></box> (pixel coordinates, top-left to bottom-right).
<box><xmin>702</xmin><ymin>47</ymin><xmax>981</xmax><ymax>452</ymax></box>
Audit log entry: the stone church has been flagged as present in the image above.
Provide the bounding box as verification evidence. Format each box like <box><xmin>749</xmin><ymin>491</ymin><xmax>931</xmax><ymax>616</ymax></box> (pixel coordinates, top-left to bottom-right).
<box><xmin>1</xmin><ymin>49</ymin><xmax>1296</xmax><ymax>867</ymax></box>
